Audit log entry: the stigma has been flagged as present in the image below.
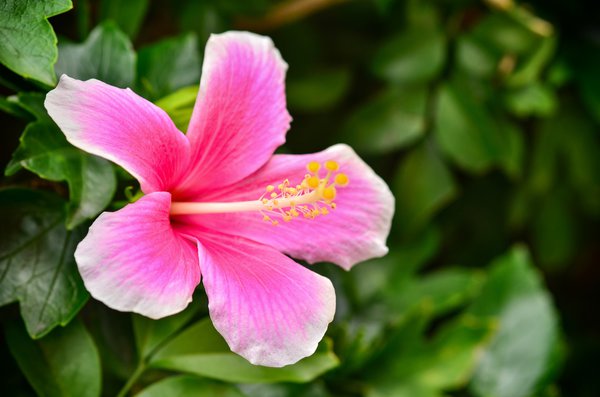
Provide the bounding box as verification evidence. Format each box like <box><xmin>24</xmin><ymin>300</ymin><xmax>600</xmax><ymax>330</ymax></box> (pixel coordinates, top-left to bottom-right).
<box><xmin>170</xmin><ymin>160</ymin><xmax>349</xmax><ymax>225</ymax></box>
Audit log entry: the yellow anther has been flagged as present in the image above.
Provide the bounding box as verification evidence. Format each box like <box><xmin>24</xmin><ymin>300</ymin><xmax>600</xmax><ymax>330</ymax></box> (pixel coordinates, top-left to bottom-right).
<box><xmin>334</xmin><ymin>173</ymin><xmax>349</xmax><ymax>187</ymax></box>
<box><xmin>283</xmin><ymin>215</ymin><xmax>292</xmax><ymax>222</ymax></box>
<box><xmin>266</xmin><ymin>185</ymin><xmax>275</xmax><ymax>192</ymax></box>
<box><xmin>261</xmin><ymin>198</ymin><xmax>268</xmax><ymax>204</ymax></box>
<box><xmin>331</xmin><ymin>203</ymin><xmax>337</xmax><ymax>209</ymax></box>
<box><xmin>307</xmin><ymin>161</ymin><xmax>321</xmax><ymax>173</ymax></box>
<box><xmin>272</xmin><ymin>220</ymin><xmax>279</xmax><ymax>226</ymax></box>
<box><xmin>291</xmin><ymin>209</ymin><xmax>299</xmax><ymax>217</ymax></box>
<box><xmin>270</xmin><ymin>192</ymin><xmax>278</xmax><ymax>198</ymax></box>
<box><xmin>263</xmin><ymin>215</ymin><xmax>271</xmax><ymax>222</ymax></box>
<box><xmin>321</xmin><ymin>208</ymin><xmax>329</xmax><ymax>215</ymax></box>
<box><xmin>325</xmin><ymin>160</ymin><xmax>339</xmax><ymax>171</ymax></box>
<box><xmin>288</xmin><ymin>187</ymin><xmax>298</xmax><ymax>195</ymax></box>
<box><xmin>307</xmin><ymin>176</ymin><xmax>320</xmax><ymax>189</ymax></box>
<box><xmin>322</xmin><ymin>186</ymin><xmax>336</xmax><ymax>201</ymax></box>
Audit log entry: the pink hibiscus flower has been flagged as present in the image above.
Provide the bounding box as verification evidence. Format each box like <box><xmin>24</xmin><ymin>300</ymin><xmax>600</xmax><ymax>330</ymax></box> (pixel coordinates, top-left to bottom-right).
<box><xmin>45</xmin><ymin>31</ymin><xmax>394</xmax><ymax>367</ymax></box>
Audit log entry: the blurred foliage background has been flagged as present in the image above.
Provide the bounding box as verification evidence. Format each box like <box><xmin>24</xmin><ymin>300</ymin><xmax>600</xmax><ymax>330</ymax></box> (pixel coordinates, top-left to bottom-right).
<box><xmin>1</xmin><ymin>0</ymin><xmax>599</xmax><ymax>396</ymax></box>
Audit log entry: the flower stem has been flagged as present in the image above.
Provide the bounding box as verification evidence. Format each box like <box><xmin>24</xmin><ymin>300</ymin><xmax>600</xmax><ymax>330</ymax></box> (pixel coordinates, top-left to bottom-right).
<box><xmin>116</xmin><ymin>362</ymin><xmax>145</xmax><ymax>397</ymax></box>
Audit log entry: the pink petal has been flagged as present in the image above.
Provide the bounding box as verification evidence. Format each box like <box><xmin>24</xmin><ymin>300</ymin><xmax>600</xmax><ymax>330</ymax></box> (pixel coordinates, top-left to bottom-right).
<box><xmin>75</xmin><ymin>192</ymin><xmax>201</xmax><ymax>319</ymax></box>
<box><xmin>187</xmin><ymin>144</ymin><xmax>394</xmax><ymax>270</ymax></box>
<box><xmin>175</xmin><ymin>31</ymin><xmax>291</xmax><ymax>199</ymax></box>
<box><xmin>45</xmin><ymin>75</ymin><xmax>191</xmax><ymax>193</ymax></box>
<box><xmin>181</xmin><ymin>227</ymin><xmax>335</xmax><ymax>367</ymax></box>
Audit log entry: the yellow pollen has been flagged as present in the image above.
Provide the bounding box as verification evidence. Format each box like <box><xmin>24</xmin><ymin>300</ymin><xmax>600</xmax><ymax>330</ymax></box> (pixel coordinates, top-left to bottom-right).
<box><xmin>334</xmin><ymin>173</ymin><xmax>349</xmax><ymax>186</ymax></box>
<box><xmin>266</xmin><ymin>185</ymin><xmax>275</xmax><ymax>192</ymax></box>
<box><xmin>322</xmin><ymin>186</ymin><xmax>336</xmax><ymax>201</ymax></box>
<box><xmin>325</xmin><ymin>160</ymin><xmax>339</xmax><ymax>171</ymax></box>
<box><xmin>307</xmin><ymin>161</ymin><xmax>321</xmax><ymax>173</ymax></box>
<box><xmin>307</xmin><ymin>176</ymin><xmax>320</xmax><ymax>189</ymax></box>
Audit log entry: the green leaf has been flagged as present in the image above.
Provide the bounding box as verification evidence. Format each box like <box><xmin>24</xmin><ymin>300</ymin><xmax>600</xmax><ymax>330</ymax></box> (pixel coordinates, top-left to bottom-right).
<box><xmin>468</xmin><ymin>246</ymin><xmax>560</xmax><ymax>397</ymax></box>
<box><xmin>133</xmin><ymin>303</ymin><xmax>200</xmax><ymax>359</ymax></box>
<box><xmin>434</xmin><ymin>81</ymin><xmax>514</xmax><ymax>173</ymax></box>
<box><xmin>5</xmin><ymin>318</ymin><xmax>101</xmax><ymax>397</ymax></box>
<box><xmin>504</xmin><ymin>82</ymin><xmax>558</xmax><ymax>117</ymax></box>
<box><xmin>393</xmin><ymin>142</ymin><xmax>457</xmax><ymax>233</ymax></box>
<box><xmin>386</xmin><ymin>269</ymin><xmax>486</xmax><ymax>317</ymax></box>
<box><xmin>150</xmin><ymin>317</ymin><xmax>339</xmax><ymax>383</ymax></box>
<box><xmin>287</xmin><ymin>68</ymin><xmax>351</xmax><ymax>112</ymax></box>
<box><xmin>6</xmin><ymin>121</ymin><xmax>116</xmax><ymax>229</ymax></box>
<box><xmin>0</xmin><ymin>189</ymin><xmax>88</xmax><ymax>338</ymax></box>
<box><xmin>136</xmin><ymin>375</ymin><xmax>244</xmax><ymax>397</ymax></box>
<box><xmin>56</xmin><ymin>21</ymin><xmax>136</xmax><ymax>88</ymax></box>
<box><xmin>99</xmin><ymin>0</ymin><xmax>149</xmax><ymax>39</ymax></box>
<box><xmin>0</xmin><ymin>0</ymin><xmax>72</xmax><ymax>86</ymax></box>
<box><xmin>7</xmin><ymin>92</ymin><xmax>49</xmax><ymax>120</ymax></box>
<box><xmin>368</xmin><ymin>315</ymin><xmax>495</xmax><ymax>397</ymax></box>
<box><xmin>372</xmin><ymin>29</ymin><xmax>446</xmax><ymax>84</ymax></box>
<box><xmin>137</xmin><ymin>33</ymin><xmax>200</xmax><ymax>101</ymax></box>
<box><xmin>532</xmin><ymin>190</ymin><xmax>576</xmax><ymax>271</ymax></box>
<box><xmin>155</xmin><ymin>85</ymin><xmax>199</xmax><ymax>131</ymax></box>
<box><xmin>341</xmin><ymin>87</ymin><xmax>427</xmax><ymax>154</ymax></box>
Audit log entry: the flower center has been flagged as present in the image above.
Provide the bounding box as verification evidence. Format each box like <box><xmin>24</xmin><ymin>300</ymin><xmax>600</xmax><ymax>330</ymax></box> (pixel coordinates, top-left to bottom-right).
<box><xmin>170</xmin><ymin>160</ymin><xmax>349</xmax><ymax>225</ymax></box>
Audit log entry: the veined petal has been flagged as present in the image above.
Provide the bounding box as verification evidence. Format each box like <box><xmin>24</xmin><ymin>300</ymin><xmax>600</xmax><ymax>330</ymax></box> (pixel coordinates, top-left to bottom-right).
<box><xmin>175</xmin><ymin>31</ymin><xmax>291</xmax><ymax>198</ymax></box>
<box><xmin>182</xmin><ymin>228</ymin><xmax>335</xmax><ymax>367</ymax></box>
<box><xmin>75</xmin><ymin>192</ymin><xmax>201</xmax><ymax>319</ymax></box>
<box><xmin>45</xmin><ymin>75</ymin><xmax>191</xmax><ymax>193</ymax></box>
<box><xmin>191</xmin><ymin>144</ymin><xmax>394</xmax><ymax>270</ymax></box>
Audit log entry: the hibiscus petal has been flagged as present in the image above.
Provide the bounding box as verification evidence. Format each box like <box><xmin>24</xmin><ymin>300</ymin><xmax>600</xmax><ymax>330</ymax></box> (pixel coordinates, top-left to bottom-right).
<box><xmin>45</xmin><ymin>75</ymin><xmax>191</xmax><ymax>193</ymax></box>
<box><xmin>176</xmin><ymin>31</ymin><xmax>291</xmax><ymax>198</ymax></box>
<box><xmin>191</xmin><ymin>144</ymin><xmax>394</xmax><ymax>270</ymax></box>
<box><xmin>75</xmin><ymin>192</ymin><xmax>201</xmax><ymax>319</ymax></box>
<box><xmin>184</xmin><ymin>228</ymin><xmax>335</xmax><ymax>367</ymax></box>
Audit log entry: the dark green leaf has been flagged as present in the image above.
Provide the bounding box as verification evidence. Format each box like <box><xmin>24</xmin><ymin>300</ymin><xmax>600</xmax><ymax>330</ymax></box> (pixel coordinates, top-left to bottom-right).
<box><xmin>5</xmin><ymin>318</ymin><xmax>101</xmax><ymax>397</ymax></box>
<box><xmin>532</xmin><ymin>191</ymin><xmax>576</xmax><ymax>270</ymax></box>
<box><xmin>434</xmin><ymin>81</ymin><xmax>516</xmax><ymax>174</ymax></box>
<box><xmin>287</xmin><ymin>69</ymin><xmax>351</xmax><ymax>112</ymax></box>
<box><xmin>99</xmin><ymin>0</ymin><xmax>149</xmax><ymax>39</ymax></box>
<box><xmin>137</xmin><ymin>33</ymin><xmax>200</xmax><ymax>101</ymax></box>
<box><xmin>469</xmin><ymin>246</ymin><xmax>560</xmax><ymax>397</ymax></box>
<box><xmin>393</xmin><ymin>142</ymin><xmax>457</xmax><ymax>232</ymax></box>
<box><xmin>56</xmin><ymin>21</ymin><xmax>136</xmax><ymax>88</ymax></box>
<box><xmin>6</xmin><ymin>121</ymin><xmax>116</xmax><ymax>229</ymax></box>
<box><xmin>372</xmin><ymin>29</ymin><xmax>445</xmax><ymax>84</ymax></box>
<box><xmin>133</xmin><ymin>303</ymin><xmax>200</xmax><ymax>359</ymax></box>
<box><xmin>136</xmin><ymin>375</ymin><xmax>244</xmax><ymax>397</ymax></box>
<box><xmin>341</xmin><ymin>87</ymin><xmax>427</xmax><ymax>154</ymax></box>
<box><xmin>0</xmin><ymin>0</ymin><xmax>72</xmax><ymax>86</ymax></box>
<box><xmin>0</xmin><ymin>189</ymin><xmax>88</xmax><ymax>337</ymax></box>
<box><xmin>386</xmin><ymin>269</ymin><xmax>485</xmax><ymax>317</ymax></box>
<box><xmin>150</xmin><ymin>317</ymin><xmax>339</xmax><ymax>383</ymax></box>
<box><xmin>367</xmin><ymin>315</ymin><xmax>495</xmax><ymax>397</ymax></box>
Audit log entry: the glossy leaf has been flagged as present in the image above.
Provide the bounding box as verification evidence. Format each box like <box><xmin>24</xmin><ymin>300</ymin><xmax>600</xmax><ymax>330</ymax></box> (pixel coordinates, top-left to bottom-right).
<box><xmin>469</xmin><ymin>246</ymin><xmax>560</xmax><ymax>397</ymax></box>
<box><xmin>0</xmin><ymin>0</ymin><xmax>72</xmax><ymax>86</ymax></box>
<box><xmin>341</xmin><ymin>87</ymin><xmax>427</xmax><ymax>154</ymax></box>
<box><xmin>150</xmin><ymin>317</ymin><xmax>339</xmax><ymax>383</ymax></box>
<box><xmin>137</xmin><ymin>33</ymin><xmax>201</xmax><ymax>101</ymax></box>
<box><xmin>5</xmin><ymin>121</ymin><xmax>116</xmax><ymax>229</ymax></box>
<box><xmin>0</xmin><ymin>189</ymin><xmax>88</xmax><ymax>338</ymax></box>
<box><xmin>5</xmin><ymin>318</ymin><xmax>101</xmax><ymax>397</ymax></box>
<box><xmin>55</xmin><ymin>21</ymin><xmax>136</xmax><ymax>88</ymax></box>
